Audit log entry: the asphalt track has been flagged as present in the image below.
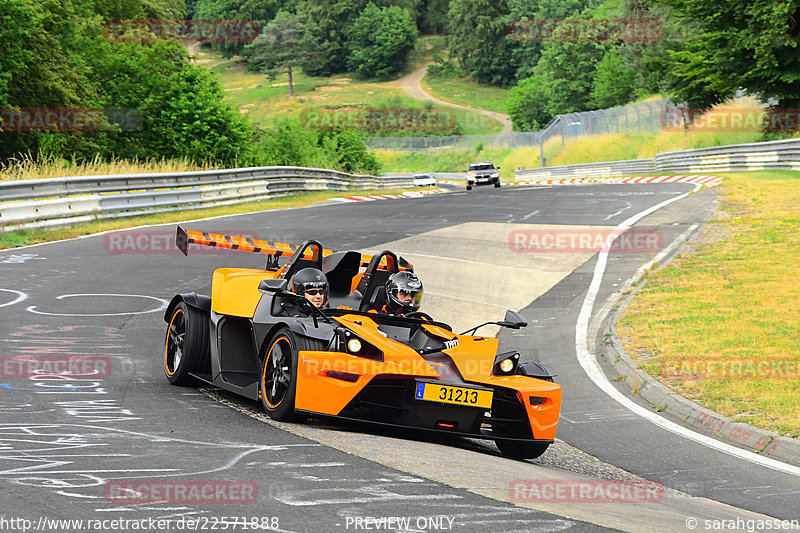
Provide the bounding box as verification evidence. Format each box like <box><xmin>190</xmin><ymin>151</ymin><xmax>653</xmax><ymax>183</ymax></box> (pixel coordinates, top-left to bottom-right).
<box><xmin>1</xmin><ymin>183</ymin><xmax>798</xmax><ymax>533</ymax></box>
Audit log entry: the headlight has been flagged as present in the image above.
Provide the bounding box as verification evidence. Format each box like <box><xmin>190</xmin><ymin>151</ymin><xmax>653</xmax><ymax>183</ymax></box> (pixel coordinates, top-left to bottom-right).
<box><xmin>347</xmin><ymin>338</ymin><xmax>362</xmax><ymax>353</ymax></box>
<box><xmin>336</xmin><ymin>328</ymin><xmax>384</xmax><ymax>361</ymax></box>
<box><xmin>492</xmin><ymin>352</ymin><xmax>520</xmax><ymax>375</ymax></box>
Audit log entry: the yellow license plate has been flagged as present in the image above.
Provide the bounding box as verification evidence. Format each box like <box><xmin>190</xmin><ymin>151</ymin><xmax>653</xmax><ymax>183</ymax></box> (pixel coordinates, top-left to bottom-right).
<box><xmin>414</xmin><ymin>382</ymin><xmax>493</xmax><ymax>409</ymax></box>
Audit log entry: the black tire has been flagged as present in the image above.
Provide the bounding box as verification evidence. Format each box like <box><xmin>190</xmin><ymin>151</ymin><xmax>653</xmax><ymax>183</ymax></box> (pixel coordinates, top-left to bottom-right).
<box><xmin>494</xmin><ymin>182</ymin><xmax>501</xmax><ymax>188</ymax></box>
<box><xmin>259</xmin><ymin>327</ymin><xmax>326</xmax><ymax>421</ymax></box>
<box><xmin>164</xmin><ymin>302</ymin><xmax>209</xmax><ymax>386</ymax></box>
<box><xmin>496</xmin><ymin>439</ymin><xmax>550</xmax><ymax>460</ymax></box>
<box><xmin>466</xmin><ymin>185</ymin><xmax>472</xmax><ymax>191</ymax></box>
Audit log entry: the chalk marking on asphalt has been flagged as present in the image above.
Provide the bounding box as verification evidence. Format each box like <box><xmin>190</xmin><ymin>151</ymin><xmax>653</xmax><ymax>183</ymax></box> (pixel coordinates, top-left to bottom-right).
<box><xmin>0</xmin><ymin>289</ymin><xmax>27</xmax><ymax>308</ymax></box>
<box><xmin>26</xmin><ymin>293</ymin><xmax>168</xmax><ymax>316</ymax></box>
<box><xmin>575</xmin><ymin>185</ymin><xmax>800</xmax><ymax>478</ymax></box>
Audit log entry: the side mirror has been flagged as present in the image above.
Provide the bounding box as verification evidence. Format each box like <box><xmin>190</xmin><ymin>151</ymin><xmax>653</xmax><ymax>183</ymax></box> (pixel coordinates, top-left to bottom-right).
<box><xmin>259</xmin><ymin>278</ymin><xmax>288</xmax><ymax>293</ymax></box>
<box><xmin>496</xmin><ymin>166</ymin><xmax>501</xmax><ymax>170</ymax></box>
<box><xmin>500</xmin><ymin>310</ymin><xmax>527</xmax><ymax>329</ymax></box>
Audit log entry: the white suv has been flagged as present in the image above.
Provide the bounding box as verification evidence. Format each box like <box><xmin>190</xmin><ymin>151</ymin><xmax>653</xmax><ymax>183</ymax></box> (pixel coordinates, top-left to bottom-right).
<box><xmin>465</xmin><ymin>162</ymin><xmax>500</xmax><ymax>190</ymax></box>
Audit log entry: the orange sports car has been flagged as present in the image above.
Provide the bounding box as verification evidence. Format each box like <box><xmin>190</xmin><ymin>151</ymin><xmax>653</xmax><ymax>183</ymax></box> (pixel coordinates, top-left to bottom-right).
<box><xmin>163</xmin><ymin>226</ymin><xmax>562</xmax><ymax>459</ymax></box>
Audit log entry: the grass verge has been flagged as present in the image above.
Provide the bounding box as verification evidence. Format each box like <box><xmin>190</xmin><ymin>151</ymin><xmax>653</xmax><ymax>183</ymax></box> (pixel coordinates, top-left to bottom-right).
<box><xmin>618</xmin><ymin>170</ymin><xmax>800</xmax><ymax>438</ymax></box>
<box><xmin>0</xmin><ymin>187</ymin><xmax>420</xmax><ymax>249</ymax></box>
<box><xmin>373</xmin><ymin>97</ymin><xmax>770</xmax><ymax>174</ymax></box>
<box><xmin>421</xmin><ymin>74</ymin><xmax>510</xmax><ymax>115</ymax></box>
<box><xmin>199</xmin><ymin>45</ymin><xmax>500</xmax><ymax>134</ymax></box>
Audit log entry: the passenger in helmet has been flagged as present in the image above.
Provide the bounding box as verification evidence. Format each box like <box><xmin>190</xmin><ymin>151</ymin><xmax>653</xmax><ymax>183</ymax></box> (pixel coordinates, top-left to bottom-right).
<box><xmin>382</xmin><ymin>271</ymin><xmax>423</xmax><ymax>315</ymax></box>
<box><xmin>290</xmin><ymin>268</ymin><xmax>329</xmax><ymax>308</ymax></box>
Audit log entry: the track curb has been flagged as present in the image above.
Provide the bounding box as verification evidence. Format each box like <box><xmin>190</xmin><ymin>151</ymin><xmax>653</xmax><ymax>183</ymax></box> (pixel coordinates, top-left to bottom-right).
<box><xmin>593</xmin><ymin>204</ymin><xmax>800</xmax><ymax>468</ymax></box>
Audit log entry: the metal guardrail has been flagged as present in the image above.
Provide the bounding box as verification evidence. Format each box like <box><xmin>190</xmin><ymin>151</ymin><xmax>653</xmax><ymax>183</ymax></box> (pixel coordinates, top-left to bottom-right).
<box><xmin>381</xmin><ymin>172</ymin><xmax>465</xmax><ymax>180</ymax></box>
<box><xmin>655</xmin><ymin>138</ymin><xmax>800</xmax><ymax>172</ymax></box>
<box><xmin>513</xmin><ymin>138</ymin><xmax>800</xmax><ymax>181</ymax></box>
<box><xmin>515</xmin><ymin>159</ymin><xmax>656</xmax><ymax>180</ymax></box>
<box><xmin>0</xmin><ymin>166</ymin><xmax>411</xmax><ymax>230</ymax></box>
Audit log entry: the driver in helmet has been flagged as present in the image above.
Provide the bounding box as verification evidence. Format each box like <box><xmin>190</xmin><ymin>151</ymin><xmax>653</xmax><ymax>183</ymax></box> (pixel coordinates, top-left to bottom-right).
<box><xmin>381</xmin><ymin>271</ymin><xmax>424</xmax><ymax>316</ymax></box>
<box><xmin>277</xmin><ymin>268</ymin><xmax>329</xmax><ymax>317</ymax></box>
<box><xmin>291</xmin><ymin>268</ymin><xmax>328</xmax><ymax>308</ymax></box>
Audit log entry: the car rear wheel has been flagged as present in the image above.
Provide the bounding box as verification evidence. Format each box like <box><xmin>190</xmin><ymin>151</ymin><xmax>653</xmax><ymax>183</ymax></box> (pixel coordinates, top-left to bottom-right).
<box><xmin>164</xmin><ymin>302</ymin><xmax>209</xmax><ymax>386</ymax></box>
<box><xmin>495</xmin><ymin>439</ymin><xmax>550</xmax><ymax>459</ymax></box>
<box><xmin>466</xmin><ymin>185</ymin><xmax>472</xmax><ymax>191</ymax></box>
<box><xmin>260</xmin><ymin>327</ymin><xmax>325</xmax><ymax>421</ymax></box>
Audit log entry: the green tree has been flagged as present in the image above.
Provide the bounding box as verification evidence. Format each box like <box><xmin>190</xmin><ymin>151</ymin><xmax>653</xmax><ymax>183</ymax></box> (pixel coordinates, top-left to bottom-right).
<box><xmin>319</xmin><ymin>129</ymin><xmax>380</xmax><ymax>174</ymax></box>
<box><xmin>591</xmin><ymin>48</ymin><xmax>636</xmax><ymax>108</ymax></box>
<box><xmin>346</xmin><ymin>3</ymin><xmax>418</xmax><ymax>78</ymax></box>
<box><xmin>1</xmin><ymin>0</ymin><xmax>253</xmax><ymax>164</ymax></box>
<box><xmin>298</xmin><ymin>0</ymin><xmax>368</xmax><ymax>76</ymax></box>
<box><xmin>244</xmin><ymin>11</ymin><xmax>310</xmax><ymax>97</ymax></box>
<box><xmin>418</xmin><ymin>0</ymin><xmax>448</xmax><ymax>33</ymax></box>
<box><xmin>507</xmin><ymin>0</ymin><xmax>601</xmax><ymax>82</ymax></box>
<box><xmin>92</xmin><ymin>0</ymin><xmax>186</xmax><ymax>19</ymax></box>
<box><xmin>507</xmin><ymin>74</ymin><xmax>551</xmax><ymax>130</ymax></box>
<box><xmin>0</xmin><ymin>0</ymin><xmax>98</xmax><ymax>158</ymax></box>
<box><xmin>447</xmin><ymin>0</ymin><xmax>516</xmax><ymax>86</ymax></box>
<box><xmin>193</xmin><ymin>0</ymin><xmax>265</xmax><ymax>58</ymax></box>
<box><xmin>237</xmin><ymin>0</ymin><xmax>282</xmax><ymax>21</ymax></box>
<box><xmin>85</xmin><ymin>37</ymin><xmax>252</xmax><ymax>163</ymax></box>
<box><xmin>0</xmin><ymin>0</ymin><xmax>37</xmax><ymax>109</ymax></box>
<box><xmin>615</xmin><ymin>0</ymin><xmax>677</xmax><ymax>99</ymax></box>
<box><xmin>534</xmin><ymin>27</ymin><xmax>608</xmax><ymax>115</ymax></box>
<box><xmin>654</xmin><ymin>0</ymin><xmax>800</xmax><ymax>109</ymax></box>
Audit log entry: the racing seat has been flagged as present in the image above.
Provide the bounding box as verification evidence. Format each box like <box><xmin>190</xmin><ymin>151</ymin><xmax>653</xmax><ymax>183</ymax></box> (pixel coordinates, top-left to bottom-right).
<box><xmin>322</xmin><ymin>251</ymin><xmax>363</xmax><ymax>309</ymax></box>
<box><xmin>357</xmin><ymin>251</ymin><xmax>399</xmax><ymax>312</ymax></box>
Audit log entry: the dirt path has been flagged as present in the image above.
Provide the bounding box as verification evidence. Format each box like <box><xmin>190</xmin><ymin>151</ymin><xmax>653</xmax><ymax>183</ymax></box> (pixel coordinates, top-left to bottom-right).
<box><xmin>392</xmin><ymin>66</ymin><xmax>513</xmax><ymax>134</ymax></box>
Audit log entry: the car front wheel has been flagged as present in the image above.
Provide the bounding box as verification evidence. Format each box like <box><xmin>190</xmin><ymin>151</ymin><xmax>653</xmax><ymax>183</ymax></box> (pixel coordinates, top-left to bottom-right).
<box><xmin>260</xmin><ymin>328</ymin><xmax>326</xmax><ymax>421</ymax></box>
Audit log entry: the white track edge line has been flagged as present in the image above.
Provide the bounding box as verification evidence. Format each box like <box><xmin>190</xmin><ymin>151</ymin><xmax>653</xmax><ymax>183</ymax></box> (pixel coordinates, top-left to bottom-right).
<box><xmin>575</xmin><ymin>184</ymin><xmax>800</xmax><ymax>477</ymax></box>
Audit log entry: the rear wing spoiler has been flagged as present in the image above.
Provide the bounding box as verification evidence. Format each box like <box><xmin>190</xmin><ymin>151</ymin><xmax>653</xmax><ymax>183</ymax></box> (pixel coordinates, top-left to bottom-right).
<box><xmin>175</xmin><ymin>226</ymin><xmax>413</xmax><ymax>270</ymax></box>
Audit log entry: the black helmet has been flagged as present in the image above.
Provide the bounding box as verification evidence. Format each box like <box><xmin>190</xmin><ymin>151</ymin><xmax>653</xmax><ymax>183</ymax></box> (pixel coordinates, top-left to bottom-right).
<box><xmin>290</xmin><ymin>268</ymin><xmax>328</xmax><ymax>304</ymax></box>
<box><xmin>385</xmin><ymin>271</ymin><xmax>423</xmax><ymax>314</ymax></box>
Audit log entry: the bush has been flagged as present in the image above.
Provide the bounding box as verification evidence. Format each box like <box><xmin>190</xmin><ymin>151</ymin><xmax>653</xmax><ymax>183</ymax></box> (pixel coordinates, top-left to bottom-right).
<box><xmin>591</xmin><ymin>49</ymin><xmax>636</xmax><ymax>109</ymax></box>
<box><xmin>252</xmin><ymin>119</ymin><xmax>381</xmax><ymax>175</ymax></box>
<box><xmin>507</xmin><ymin>75</ymin><xmax>551</xmax><ymax>132</ymax></box>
